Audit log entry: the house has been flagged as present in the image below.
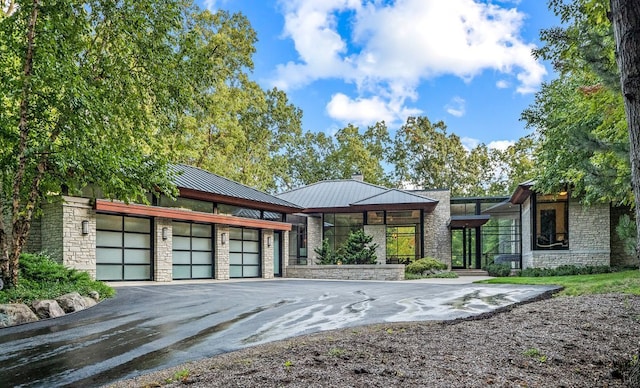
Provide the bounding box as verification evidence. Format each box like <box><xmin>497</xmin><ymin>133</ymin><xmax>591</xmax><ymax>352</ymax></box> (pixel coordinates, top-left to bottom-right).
<box><xmin>26</xmin><ymin>166</ymin><xmax>636</xmax><ymax>282</ymax></box>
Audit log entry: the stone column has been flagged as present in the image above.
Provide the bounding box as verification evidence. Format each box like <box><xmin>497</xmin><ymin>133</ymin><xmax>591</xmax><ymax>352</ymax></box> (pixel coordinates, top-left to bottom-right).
<box><xmin>262</xmin><ymin>230</ymin><xmax>274</xmax><ymax>279</ymax></box>
<box><xmin>155</xmin><ymin>218</ymin><xmax>173</xmax><ymax>282</ymax></box>
<box><xmin>60</xmin><ymin>197</ymin><xmax>97</xmax><ymax>279</ymax></box>
<box><xmin>215</xmin><ymin>225</ymin><xmax>230</xmax><ymax>280</ymax></box>
<box><xmin>364</xmin><ymin>224</ymin><xmax>386</xmax><ymax>264</ymax></box>
<box><xmin>307</xmin><ymin>215</ymin><xmax>322</xmax><ymax>265</ymax></box>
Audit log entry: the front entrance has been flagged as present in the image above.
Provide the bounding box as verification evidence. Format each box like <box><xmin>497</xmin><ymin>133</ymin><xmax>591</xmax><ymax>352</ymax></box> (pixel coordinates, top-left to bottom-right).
<box><xmin>451</xmin><ymin>227</ymin><xmax>481</xmax><ymax>269</ymax></box>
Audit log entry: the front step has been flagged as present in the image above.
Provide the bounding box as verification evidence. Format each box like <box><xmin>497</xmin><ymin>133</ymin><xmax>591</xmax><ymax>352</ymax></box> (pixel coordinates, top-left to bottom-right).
<box><xmin>453</xmin><ymin>269</ymin><xmax>489</xmax><ymax>276</ymax></box>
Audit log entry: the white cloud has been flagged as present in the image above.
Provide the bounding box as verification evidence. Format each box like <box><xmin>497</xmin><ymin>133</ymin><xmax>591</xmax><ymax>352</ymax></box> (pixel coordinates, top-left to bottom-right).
<box><xmin>488</xmin><ymin>140</ymin><xmax>515</xmax><ymax>151</ymax></box>
<box><xmin>327</xmin><ymin>93</ymin><xmax>400</xmax><ymax>126</ymax></box>
<box><xmin>272</xmin><ymin>0</ymin><xmax>546</xmax><ymax>125</ymax></box>
<box><xmin>461</xmin><ymin>137</ymin><xmax>480</xmax><ymax>151</ymax></box>
<box><xmin>445</xmin><ymin>97</ymin><xmax>466</xmax><ymax>117</ymax></box>
<box><xmin>496</xmin><ymin>79</ymin><xmax>510</xmax><ymax>88</ymax></box>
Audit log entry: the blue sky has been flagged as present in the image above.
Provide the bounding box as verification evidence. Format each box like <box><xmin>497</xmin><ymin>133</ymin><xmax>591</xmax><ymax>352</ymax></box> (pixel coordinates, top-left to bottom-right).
<box><xmin>199</xmin><ymin>0</ymin><xmax>560</xmax><ymax>151</ymax></box>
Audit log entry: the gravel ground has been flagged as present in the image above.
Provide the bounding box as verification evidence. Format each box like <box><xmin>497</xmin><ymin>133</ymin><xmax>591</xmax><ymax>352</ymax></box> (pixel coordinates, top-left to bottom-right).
<box><xmin>109</xmin><ymin>294</ymin><xmax>640</xmax><ymax>388</ymax></box>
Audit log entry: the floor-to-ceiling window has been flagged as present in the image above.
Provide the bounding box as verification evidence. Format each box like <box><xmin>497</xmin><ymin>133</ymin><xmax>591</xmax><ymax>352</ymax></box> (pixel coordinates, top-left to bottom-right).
<box><xmin>385</xmin><ymin>210</ymin><xmax>421</xmax><ymax>263</ymax></box>
<box><xmin>323</xmin><ymin>213</ymin><xmax>364</xmax><ymax>253</ymax></box>
<box><xmin>532</xmin><ymin>192</ymin><xmax>569</xmax><ymax>250</ymax></box>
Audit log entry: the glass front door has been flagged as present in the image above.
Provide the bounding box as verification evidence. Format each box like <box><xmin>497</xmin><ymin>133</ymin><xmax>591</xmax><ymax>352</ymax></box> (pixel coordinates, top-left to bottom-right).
<box><xmin>451</xmin><ymin>228</ymin><xmax>480</xmax><ymax>269</ymax></box>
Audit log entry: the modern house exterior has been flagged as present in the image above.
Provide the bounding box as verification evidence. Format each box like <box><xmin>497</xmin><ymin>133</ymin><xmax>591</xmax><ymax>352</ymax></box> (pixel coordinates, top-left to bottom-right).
<box><xmin>25</xmin><ymin>166</ymin><xmax>637</xmax><ymax>282</ymax></box>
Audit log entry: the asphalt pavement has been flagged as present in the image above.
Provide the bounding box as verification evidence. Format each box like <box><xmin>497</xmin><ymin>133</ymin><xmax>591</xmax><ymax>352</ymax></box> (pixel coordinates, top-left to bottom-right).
<box><xmin>0</xmin><ymin>278</ymin><xmax>559</xmax><ymax>387</ymax></box>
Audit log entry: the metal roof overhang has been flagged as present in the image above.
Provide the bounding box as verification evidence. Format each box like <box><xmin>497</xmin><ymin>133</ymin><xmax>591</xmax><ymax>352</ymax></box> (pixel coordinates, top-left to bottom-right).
<box><xmin>178</xmin><ymin>187</ymin><xmax>302</xmax><ymax>214</ymax></box>
<box><xmin>300</xmin><ymin>202</ymin><xmax>438</xmax><ymax>213</ymax></box>
<box><xmin>449</xmin><ymin>215</ymin><xmax>491</xmax><ymax>228</ymax></box>
<box><xmin>95</xmin><ymin>200</ymin><xmax>293</xmax><ymax>231</ymax></box>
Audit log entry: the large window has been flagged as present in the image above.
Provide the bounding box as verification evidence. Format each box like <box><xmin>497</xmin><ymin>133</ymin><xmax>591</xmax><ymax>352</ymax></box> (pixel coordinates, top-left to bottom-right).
<box><xmin>323</xmin><ymin>213</ymin><xmax>364</xmax><ymax>252</ymax></box>
<box><xmin>533</xmin><ymin>192</ymin><xmax>569</xmax><ymax>250</ymax></box>
<box><xmin>385</xmin><ymin>210</ymin><xmax>421</xmax><ymax>263</ymax></box>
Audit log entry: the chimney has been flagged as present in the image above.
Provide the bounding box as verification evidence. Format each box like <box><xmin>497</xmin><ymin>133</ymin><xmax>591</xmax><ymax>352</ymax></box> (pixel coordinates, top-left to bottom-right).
<box><xmin>352</xmin><ymin>172</ymin><xmax>364</xmax><ymax>181</ymax></box>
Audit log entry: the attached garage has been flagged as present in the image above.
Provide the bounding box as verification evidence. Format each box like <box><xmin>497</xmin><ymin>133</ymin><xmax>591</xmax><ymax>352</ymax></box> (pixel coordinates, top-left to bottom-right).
<box><xmin>229</xmin><ymin>227</ymin><xmax>261</xmax><ymax>278</ymax></box>
<box><xmin>172</xmin><ymin>222</ymin><xmax>214</xmax><ymax>279</ymax></box>
<box><xmin>96</xmin><ymin>214</ymin><xmax>152</xmax><ymax>281</ymax></box>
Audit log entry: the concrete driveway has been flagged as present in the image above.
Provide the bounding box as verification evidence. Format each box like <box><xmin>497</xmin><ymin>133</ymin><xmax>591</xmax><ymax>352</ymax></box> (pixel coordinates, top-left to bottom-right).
<box><xmin>0</xmin><ymin>278</ymin><xmax>558</xmax><ymax>387</ymax></box>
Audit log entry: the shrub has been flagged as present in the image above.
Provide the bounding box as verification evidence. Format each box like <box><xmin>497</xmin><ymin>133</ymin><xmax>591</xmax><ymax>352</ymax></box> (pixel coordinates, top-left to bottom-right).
<box><xmin>315</xmin><ymin>238</ymin><xmax>338</xmax><ymax>265</ymax></box>
<box><xmin>0</xmin><ymin>253</ymin><xmax>115</xmax><ymax>304</ymax></box>
<box><xmin>405</xmin><ymin>257</ymin><xmax>447</xmax><ymax>275</ymax></box>
<box><xmin>339</xmin><ymin>230</ymin><xmax>378</xmax><ymax>264</ymax></box>
<box><xmin>519</xmin><ymin>265</ymin><xmax>616</xmax><ymax>277</ymax></box>
<box><xmin>485</xmin><ymin>263</ymin><xmax>512</xmax><ymax>277</ymax></box>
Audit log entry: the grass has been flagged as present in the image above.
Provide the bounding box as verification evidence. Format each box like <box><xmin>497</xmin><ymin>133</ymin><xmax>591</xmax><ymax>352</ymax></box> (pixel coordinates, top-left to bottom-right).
<box><xmin>478</xmin><ymin>270</ymin><xmax>640</xmax><ymax>296</ymax></box>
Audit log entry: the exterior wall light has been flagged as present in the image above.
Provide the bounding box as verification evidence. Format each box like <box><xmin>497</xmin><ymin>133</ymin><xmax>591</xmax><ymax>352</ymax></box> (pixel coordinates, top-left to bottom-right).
<box><xmin>162</xmin><ymin>227</ymin><xmax>168</xmax><ymax>240</ymax></box>
<box><xmin>81</xmin><ymin>220</ymin><xmax>89</xmax><ymax>235</ymax></box>
<box><xmin>267</xmin><ymin>236</ymin><xmax>272</xmax><ymax>247</ymax></box>
<box><xmin>221</xmin><ymin>232</ymin><xmax>227</xmax><ymax>245</ymax></box>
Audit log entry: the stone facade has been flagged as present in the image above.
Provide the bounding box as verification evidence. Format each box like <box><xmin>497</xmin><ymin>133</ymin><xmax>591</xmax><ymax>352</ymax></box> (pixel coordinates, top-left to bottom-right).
<box><xmin>261</xmin><ymin>230</ymin><xmax>274</xmax><ymax>279</ymax></box>
<box><xmin>306</xmin><ymin>215</ymin><xmax>322</xmax><ymax>265</ymax></box>
<box><xmin>522</xmin><ymin>198</ymin><xmax>610</xmax><ymax>269</ymax></box>
<box><xmin>155</xmin><ymin>218</ymin><xmax>173</xmax><ymax>282</ymax></box>
<box><xmin>363</xmin><ymin>224</ymin><xmax>386</xmax><ymax>264</ymax></box>
<box><xmin>285</xmin><ymin>264</ymin><xmax>405</xmax><ymax>281</ymax></box>
<box><xmin>215</xmin><ymin>225</ymin><xmax>230</xmax><ymax>280</ymax></box>
<box><xmin>418</xmin><ymin>189</ymin><xmax>452</xmax><ymax>268</ymax></box>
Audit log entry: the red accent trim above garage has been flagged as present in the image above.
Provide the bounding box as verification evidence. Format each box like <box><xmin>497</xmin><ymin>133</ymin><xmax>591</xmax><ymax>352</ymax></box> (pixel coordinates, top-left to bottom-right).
<box><xmin>95</xmin><ymin>200</ymin><xmax>293</xmax><ymax>231</ymax></box>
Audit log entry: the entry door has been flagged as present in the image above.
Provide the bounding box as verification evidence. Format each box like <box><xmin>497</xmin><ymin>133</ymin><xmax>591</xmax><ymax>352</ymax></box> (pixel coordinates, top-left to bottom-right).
<box><xmin>451</xmin><ymin>228</ymin><xmax>480</xmax><ymax>269</ymax></box>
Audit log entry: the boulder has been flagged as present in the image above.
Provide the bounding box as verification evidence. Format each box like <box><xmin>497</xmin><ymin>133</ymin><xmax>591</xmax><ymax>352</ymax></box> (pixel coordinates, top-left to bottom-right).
<box><xmin>56</xmin><ymin>292</ymin><xmax>90</xmax><ymax>313</ymax></box>
<box><xmin>83</xmin><ymin>296</ymin><xmax>97</xmax><ymax>308</ymax></box>
<box><xmin>32</xmin><ymin>299</ymin><xmax>66</xmax><ymax>319</ymax></box>
<box><xmin>0</xmin><ymin>304</ymin><xmax>39</xmax><ymax>327</ymax></box>
<box><xmin>89</xmin><ymin>290</ymin><xmax>100</xmax><ymax>301</ymax></box>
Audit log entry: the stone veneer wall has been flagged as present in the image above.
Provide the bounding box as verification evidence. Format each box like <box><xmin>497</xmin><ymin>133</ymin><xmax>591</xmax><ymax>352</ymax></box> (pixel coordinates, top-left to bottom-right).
<box><xmin>155</xmin><ymin>218</ymin><xmax>173</xmax><ymax>282</ymax></box>
<box><xmin>282</xmin><ymin>230</ymin><xmax>290</xmax><ymax>274</ymax></box>
<box><xmin>610</xmin><ymin>205</ymin><xmax>639</xmax><ymax>267</ymax></box>
<box><xmin>24</xmin><ymin>217</ymin><xmax>42</xmax><ymax>253</ymax></box>
<box><xmin>306</xmin><ymin>215</ymin><xmax>322</xmax><ymax>265</ymax></box>
<box><xmin>364</xmin><ymin>224</ymin><xmax>386</xmax><ymax>264</ymax></box>
<box><xmin>521</xmin><ymin>197</ymin><xmax>533</xmax><ymax>268</ymax></box>
<box><xmin>523</xmin><ymin>198</ymin><xmax>610</xmax><ymax>269</ymax></box>
<box><xmin>285</xmin><ymin>264</ymin><xmax>405</xmax><ymax>281</ymax></box>
<box><xmin>261</xmin><ymin>230</ymin><xmax>274</xmax><ymax>279</ymax></box>
<box><xmin>40</xmin><ymin>201</ymin><xmax>64</xmax><ymax>261</ymax></box>
<box><xmin>59</xmin><ymin>197</ymin><xmax>97</xmax><ymax>279</ymax></box>
<box><xmin>215</xmin><ymin>225</ymin><xmax>230</xmax><ymax>280</ymax></box>
<box><xmin>417</xmin><ymin>189</ymin><xmax>452</xmax><ymax>268</ymax></box>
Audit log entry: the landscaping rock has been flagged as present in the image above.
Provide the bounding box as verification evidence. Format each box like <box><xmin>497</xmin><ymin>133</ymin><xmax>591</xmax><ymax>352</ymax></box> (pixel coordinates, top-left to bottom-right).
<box><xmin>89</xmin><ymin>291</ymin><xmax>100</xmax><ymax>301</ymax></box>
<box><xmin>0</xmin><ymin>304</ymin><xmax>39</xmax><ymax>327</ymax></box>
<box><xmin>32</xmin><ymin>299</ymin><xmax>66</xmax><ymax>319</ymax></box>
<box><xmin>56</xmin><ymin>292</ymin><xmax>91</xmax><ymax>313</ymax></box>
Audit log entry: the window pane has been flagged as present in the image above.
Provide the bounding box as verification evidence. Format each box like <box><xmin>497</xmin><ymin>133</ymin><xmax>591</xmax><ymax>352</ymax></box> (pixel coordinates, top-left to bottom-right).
<box><xmin>192</xmin><ymin>237</ymin><xmax>212</xmax><ymax>251</ymax></box>
<box><xmin>243</xmin><ymin>241</ymin><xmax>259</xmax><ymax>253</ymax></box>
<box><xmin>124</xmin><ymin>233</ymin><xmax>150</xmax><ymax>249</ymax></box>
<box><xmin>97</xmin><ymin>265</ymin><xmax>122</xmax><ymax>281</ymax></box>
<box><xmin>229</xmin><ymin>240</ymin><xmax>242</xmax><ymax>252</ymax></box>
<box><xmin>243</xmin><ymin>229</ymin><xmax>259</xmax><ymax>241</ymax></box>
<box><xmin>97</xmin><ymin>231</ymin><xmax>122</xmax><ymax>247</ymax></box>
<box><xmin>229</xmin><ymin>252</ymin><xmax>243</xmax><ymax>265</ymax></box>
<box><xmin>124</xmin><ymin>217</ymin><xmax>150</xmax><ymax>233</ymax></box>
<box><xmin>229</xmin><ymin>227</ymin><xmax>243</xmax><ymax>240</ymax></box>
<box><xmin>124</xmin><ymin>249</ymin><xmax>150</xmax><ymax>264</ymax></box>
<box><xmin>243</xmin><ymin>266</ymin><xmax>260</xmax><ymax>277</ymax></box>
<box><xmin>191</xmin><ymin>265</ymin><xmax>212</xmax><ymax>278</ymax></box>
<box><xmin>192</xmin><ymin>251</ymin><xmax>212</xmax><ymax>265</ymax></box>
<box><xmin>172</xmin><ymin>265</ymin><xmax>191</xmax><ymax>279</ymax></box>
<box><xmin>124</xmin><ymin>265</ymin><xmax>150</xmax><ymax>280</ymax></box>
<box><xmin>229</xmin><ymin>265</ymin><xmax>243</xmax><ymax>278</ymax></box>
<box><xmin>173</xmin><ymin>236</ymin><xmax>191</xmax><ymax>250</ymax></box>
<box><xmin>172</xmin><ymin>222</ymin><xmax>191</xmax><ymax>236</ymax></box>
<box><xmin>96</xmin><ymin>214</ymin><xmax>122</xmax><ymax>231</ymax></box>
<box><xmin>172</xmin><ymin>251</ymin><xmax>191</xmax><ymax>265</ymax></box>
<box><xmin>192</xmin><ymin>224</ymin><xmax>212</xmax><ymax>237</ymax></box>
<box><xmin>243</xmin><ymin>253</ymin><xmax>260</xmax><ymax>265</ymax></box>
<box><xmin>367</xmin><ymin>211</ymin><xmax>384</xmax><ymax>225</ymax></box>
<box><xmin>96</xmin><ymin>248</ymin><xmax>122</xmax><ymax>264</ymax></box>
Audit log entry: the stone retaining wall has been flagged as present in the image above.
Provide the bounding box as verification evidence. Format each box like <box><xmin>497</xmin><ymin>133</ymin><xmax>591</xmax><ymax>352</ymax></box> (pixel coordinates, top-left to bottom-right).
<box><xmin>285</xmin><ymin>264</ymin><xmax>405</xmax><ymax>281</ymax></box>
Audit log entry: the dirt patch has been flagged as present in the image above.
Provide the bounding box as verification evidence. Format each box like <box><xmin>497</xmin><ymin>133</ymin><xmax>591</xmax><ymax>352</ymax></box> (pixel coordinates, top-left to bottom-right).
<box><xmin>110</xmin><ymin>294</ymin><xmax>640</xmax><ymax>387</ymax></box>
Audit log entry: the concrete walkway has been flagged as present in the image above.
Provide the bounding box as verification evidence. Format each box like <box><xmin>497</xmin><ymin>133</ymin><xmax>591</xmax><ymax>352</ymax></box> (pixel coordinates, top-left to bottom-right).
<box><xmin>0</xmin><ymin>278</ymin><xmax>558</xmax><ymax>387</ymax></box>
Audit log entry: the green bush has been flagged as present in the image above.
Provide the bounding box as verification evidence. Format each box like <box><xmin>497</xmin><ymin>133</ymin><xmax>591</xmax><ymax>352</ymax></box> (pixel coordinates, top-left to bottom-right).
<box><xmin>0</xmin><ymin>253</ymin><xmax>115</xmax><ymax>304</ymax></box>
<box><xmin>485</xmin><ymin>263</ymin><xmax>512</xmax><ymax>277</ymax></box>
<box><xmin>518</xmin><ymin>265</ymin><xmax>616</xmax><ymax>277</ymax></box>
<box><xmin>405</xmin><ymin>257</ymin><xmax>447</xmax><ymax>275</ymax></box>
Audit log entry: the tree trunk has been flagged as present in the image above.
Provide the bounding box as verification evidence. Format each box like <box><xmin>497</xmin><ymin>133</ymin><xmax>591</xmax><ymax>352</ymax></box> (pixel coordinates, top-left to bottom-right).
<box><xmin>610</xmin><ymin>0</ymin><xmax>640</xmax><ymax>267</ymax></box>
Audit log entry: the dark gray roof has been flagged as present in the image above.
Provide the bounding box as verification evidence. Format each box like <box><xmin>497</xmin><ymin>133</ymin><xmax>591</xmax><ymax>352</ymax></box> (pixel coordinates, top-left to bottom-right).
<box><xmin>277</xmin><ymin>180</ymin><xmax>436</xmax><ymax>209</ymax></box>
<box><xmin>352</xmin><ymin>189</ymin><xmax>437</xmax><ymax>206</ymax></box>
<box><xmin>170</xmin><ymin>164</ymin><xmax>301</xmax><ymax>210</ymax></box>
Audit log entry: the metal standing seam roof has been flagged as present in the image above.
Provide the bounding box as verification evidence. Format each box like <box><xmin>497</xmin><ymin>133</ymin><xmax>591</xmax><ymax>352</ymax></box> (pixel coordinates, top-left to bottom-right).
<box><xmin>276</xmin><ymin>180</ymin><xmax>437</xmax><ymax>209</ymax></box>
<box><xmin>169</xmin><ymin>164</ymin><xmax>301</xmax><ymax>210</ymax></box>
